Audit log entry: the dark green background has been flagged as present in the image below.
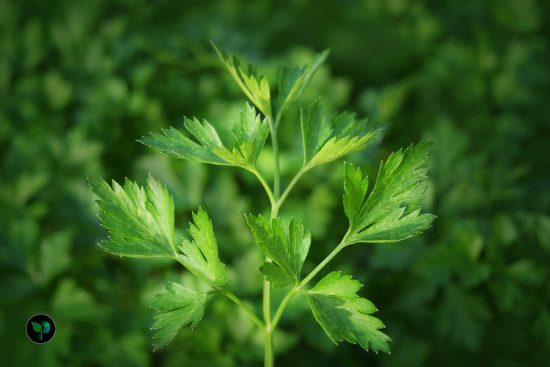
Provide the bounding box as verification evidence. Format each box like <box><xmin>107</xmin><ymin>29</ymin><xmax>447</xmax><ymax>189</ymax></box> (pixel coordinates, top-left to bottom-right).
<box><xmin>1</xmin><ymin>0</ymin><xmax>549</xmax><ymax>366</ymax></box>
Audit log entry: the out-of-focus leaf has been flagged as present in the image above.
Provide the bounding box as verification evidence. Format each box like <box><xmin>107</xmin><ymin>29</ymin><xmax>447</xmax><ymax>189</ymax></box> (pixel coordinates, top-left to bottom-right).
<box><xmin>51</xmin><ymin>279</ymin><xmax>105</xmax><ymax>321</ymax></box>
<box><xmin>276</xmin><ymin>50</ymin><xmax>329</xmax><ymax>118</ymax></box>
<box><xmin>435</xmin><ymin>286</ymin><xmax>490</xmax><ymax>351</ymax></box>
<box><xmin>39</xmin><ymin>231</ymin><xmax>71</xmax><ymax>282</ymax></box>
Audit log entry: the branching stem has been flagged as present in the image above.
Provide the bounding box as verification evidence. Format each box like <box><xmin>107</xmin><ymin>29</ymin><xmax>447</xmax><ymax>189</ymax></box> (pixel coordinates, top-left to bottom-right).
<box><xmin>271</xmin><ymin>230</ymin><xmax>351</xmax><ymax>329</ymax></box>
<box><xmin>220</xmin><ymin>289</ymin><xmax>265</xmax><ymax>330</ymax></box>
<box><xmin>248</xmin><ymin>167</ymin><xmax>276</xmax><ymax>209</ymax></box>
<box><xmin>276</xmin><ymin>166</ymin><xmax>308</xmax><ymax>211</ymax></box>
<box><xmin>174</xmin><ymin>257</ymin><xmax>264</xmax><ymax>330</ymax></box>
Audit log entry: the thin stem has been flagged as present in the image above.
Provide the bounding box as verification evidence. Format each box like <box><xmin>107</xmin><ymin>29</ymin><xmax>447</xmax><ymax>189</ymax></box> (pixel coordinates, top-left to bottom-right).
<box><xmin>264</xmin><ymin>329</ymin><xmax>274</xmax><ymax>367</ymax></box>
<box><xmin>174</xmin><ymin>256</ymin><xmax>264</xmax><ymax>330</ymax></box>
<box><xmin>274</xmin><ymin>111</ymin><xmax>283</xmax><ymax>131</ymax></box>
<box><xmin>268</xmin><ymin>116</ymin><xmax>281</xmax><ymax>201</ymax></box>
<box><xmin>220</xmin><ymin>289</ymin><xmax>264</xmax><ymax>330</ymax></box>
<box><xmin>276</xmin><ymin>166</ymin><xmax>308</xmax><ymax>211</ymax></box>
<box><xmin>271</xmin><ymin>285</ymin><xmax>299</xmax><ymax>329</ymax></box>
<box><xmin>263</xmin><ymin>280</ymin><xmax>272</xmax><ymax>327</ymax></box>
<box><xmin>271</xmin><ymin>230</ymin><xmax>351</xmax><ymax>329</ymax></box>
<box><xmin>263</xmin><ymin>113</ymin><xmax>280</xmax><ymax>367</ymax></box>
<box><xmin>300</xmin><ymin>233</ymin><xmax>349</xmax><ymax>287</ymax></box>
<box><xmin>248</xmin><ymin>167</ymin><xmax>276</xmax><ymax>208</ymax></box>
<box><xmin>263</xmin><ymin>279</ymin><xmax>274</xmax><ymax>367</ymax></box>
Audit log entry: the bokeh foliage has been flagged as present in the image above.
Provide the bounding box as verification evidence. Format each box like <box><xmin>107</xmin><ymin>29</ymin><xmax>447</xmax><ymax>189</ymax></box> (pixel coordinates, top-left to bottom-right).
<box><xmin>1</xmin><ymin>0</ymin><xmax>549</xmax><ymax>366</ymax></box>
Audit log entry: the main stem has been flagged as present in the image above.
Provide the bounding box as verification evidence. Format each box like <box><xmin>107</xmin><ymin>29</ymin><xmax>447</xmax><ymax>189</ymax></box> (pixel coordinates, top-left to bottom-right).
<box><xmin>258</xmin><ymin>113</ymin><xmax>351</xmax><ymax>365</ymax></box>
<box><xmin>264</xmin><ymin>114</ymin><xmax>280</xmax><ymax>367</ymax></box>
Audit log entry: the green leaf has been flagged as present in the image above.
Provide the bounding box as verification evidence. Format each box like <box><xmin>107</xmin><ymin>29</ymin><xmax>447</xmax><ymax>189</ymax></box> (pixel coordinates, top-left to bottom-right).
<box><xmin>345</xmin><ymin>142</ymin><xmax>436</xmax><ymax>244</ymax></box>
<box><xmin>177</xmin><ymin>208</ymin><xmax>227</xmax><ymax>286</ymax></box>
<box><xmin>301</xmin><ymin>101</ymin><xmax>380</xmax><ymax>170</ymax></box>
<box><xmin>212</xmin><ymin>103</ymin><xmax>269</xmax><ymax>167</ymax></box>
<box><xmin>436</xmin><ymin>285</ymin><xmax>490</xmax><ymax>351</ymax></box>
<box><xmin>306</xmin><ymin>271</ymin><xmax>391</xmax><ymax>354</ymax></box>
<box><xmin>31</xmin><ymin>321</ymin><xmax>42</xmax><ymax>333</ymax></box>
<box><xmin>140</xmin><ymin>103</ymin><xmax>268</xmax><ymax>169</ymax></box>
<box><xmin>276</xmin><ymin>50</ymin><xmax>329</xmax><ymax>118</ymax></box>
<box><xmin>139</xmin><ymin>117</ymin><xmax>227</xmax><ymax>166</ymax></box>
<box><xmin>39</xmin><ymin>231</ymin><xmax>71</xmax><ymax>282</ymax></box>
<box><xmin>245</xmin><ymin>214</ymin><xmax>311</xmax><ymax>287</ymax></box>
<box><xmin>150</xmin><ymin>282</ymin><xmax>207</xmax><ymax>351</ymax></box>
<box><xmin>343</xmin><ymin>163</ymin><xmax>369</xmax><ymax>227</ymax></box>
<box><xmin>301</xmin><ymin>100</ymin><xmax>333</xmax><ymax>163</ymax></box>
<box><xmin>212</xmin><ymin>43</ymin><xmax>271</xmax><ymax>116</ymax></box>
<box><xmin>90</xmin><ymin>176</ymin><xmax>176</xmax><ymax>258</ymax></box>
<box><xmin>259</xmin><ymin>262</ymin><xmax>295</xmax><ymax>288</ymax></box>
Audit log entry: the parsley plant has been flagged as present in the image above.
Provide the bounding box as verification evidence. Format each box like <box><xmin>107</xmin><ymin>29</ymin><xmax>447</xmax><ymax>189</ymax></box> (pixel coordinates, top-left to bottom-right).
<box><xmin>90</xmin><ymin>43</ymin><xmax>435</xmax><ymax>366</ymax></box>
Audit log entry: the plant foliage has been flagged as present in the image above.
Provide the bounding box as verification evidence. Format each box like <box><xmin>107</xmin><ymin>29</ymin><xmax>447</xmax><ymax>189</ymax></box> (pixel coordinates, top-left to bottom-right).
<box><xmin>89</xmin><ymin>43</ymin><xmax>434</xmax><ymax>365</ymax></box>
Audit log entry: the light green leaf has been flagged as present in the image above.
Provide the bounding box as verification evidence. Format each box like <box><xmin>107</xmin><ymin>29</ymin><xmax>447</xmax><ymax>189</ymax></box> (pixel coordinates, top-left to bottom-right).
<box><xmin>177</xmin><ymin>208</ymin><xmax>227</xmax><ymax>286</ymax></box>
<box><xmin>31</xmin><ymin>321</ymin><xmax>42</xmax><ymax>333</ymax></box>
<box><xmin>150</xmin><ymin>282</ymin><xmax>207</xmax><ymax>351</ymax></box>
<box><xmin>90</xmin><ymin>176</ymin><xmax>176</xmax><ymax>258</ymax></box>
<box><xmin>301</xmin><ymin>101</ymin><xmax>380</xmax><ymax>170</ymax></box>
<box><xmin>343</xmin><ymin>163</ymin><xmax>369</xmax><ymax>227</ymax></box>
<box><xmin>345</xmin><ymin>142</ymin><xmax>436</xmax><ymax>244</ymax></box>
<box><xmin>139</xmin><ymin>117</ymin><xmax>227</xmax><ymax>165</ymax></box>
<box><xmin>245</xmin><ymin>214</ymin><xmax>311</xmax><ymax>287</ymax></box>
<box><xmin>276</xmin><ymin>50</ymin><xmax>329</xmax><ymax>118</ymax></box>
<box><xmin>39</xmin><ymin>231</ymin><xmax>71</xmax><ymax>281</ymax></box>
<box><xmin>212</xmin><ymin>103</ymin><xmax>269</xmax><ymax>167</ymax></box>
<box><xmin>140</xmin><ymin>104</ymin><xmax>268</xmax><ymax>169</ymax></box>
<box><xmin>212</xmin><ymin>43</ymin><xmax>271</xmax><ymax>116</ymax></box>
<box><xmin>301</xmin><ymin>100</ymin><xmax>333</xmax><ymax>163</ymax></box>
<box><xmin>306</xmin><ymin>271</ymin><xmax>391</xmax><ymax>354</ymax></box>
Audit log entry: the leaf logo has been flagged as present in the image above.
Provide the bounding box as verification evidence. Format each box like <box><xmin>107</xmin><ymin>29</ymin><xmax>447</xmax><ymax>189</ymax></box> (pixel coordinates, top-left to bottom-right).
<box><xmin>27</xmin><ymin>315</ymin><xmax>55</xmax><ymax>344</ymax></box>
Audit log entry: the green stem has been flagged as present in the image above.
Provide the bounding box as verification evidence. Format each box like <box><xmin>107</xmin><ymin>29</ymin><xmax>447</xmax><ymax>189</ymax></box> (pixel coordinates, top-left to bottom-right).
<box><xmin>268</xmin><ymin>116</ymin><xmax>281</xmax><ymax>201</ymax></box>
<box><xmin>263</xmin><ymin>278</ymin><xmax>274</xmax><ymax>367</ymax></box>
<box><xmin>300</xmin><ymin>233</ymin><xmax>349</xmax><ymax>287</ymax></box>
<box><xmin>263</xmin><ymin>113</ymin><xmax>281</xmax><ymax>367</ymax></box>
<box><xmin>220</xmin><ymin>289</ymin><xmax>264</xmax><ymax>330</ymax></box>
<box><xmin>174</xmin><ymin>257</ymin><xmax>264</xmax><ymax>330</ymax></box>
<box><xmin>271</xmin><ymin>285</ymin><xmax>299</xmax><ymax>329</ymax></box>
<box><xmin>264</xmin><ymin>328</ymin><xmax>274</xmax><ymax>367</ymax></box>
<box><xmin>274</xmin><ymin>111</ymin><xmax>283</xmax><ymax>131</ymax></box>
<box><xmin>276</xmin><ymin>166</ymin><xmax>308</xmax><ymax>211</ymax></box>
<box><xmin>248</xmin><ymin>167</ymin><xmax>276</xmax><ymax>209</ymax></box>
<box><xmin>271</xmin><ymin>230</ymin><xmax>351</xmax><ymax>329</ymax></box>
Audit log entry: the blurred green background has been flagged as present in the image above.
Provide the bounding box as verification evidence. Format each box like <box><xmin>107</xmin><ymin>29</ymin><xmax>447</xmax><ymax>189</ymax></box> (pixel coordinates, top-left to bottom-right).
<box><xmin>1</xmin><ymin>0</ymin><xmax>549</xmax><ymax>366</ymax></box>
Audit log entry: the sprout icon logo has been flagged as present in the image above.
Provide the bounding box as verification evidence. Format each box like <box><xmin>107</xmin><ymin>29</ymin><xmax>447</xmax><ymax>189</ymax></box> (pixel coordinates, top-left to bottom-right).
<box><xmin>26</xmin><ymin>314</ymin><xmax>55</xmax><ymax>344</ymax></box>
